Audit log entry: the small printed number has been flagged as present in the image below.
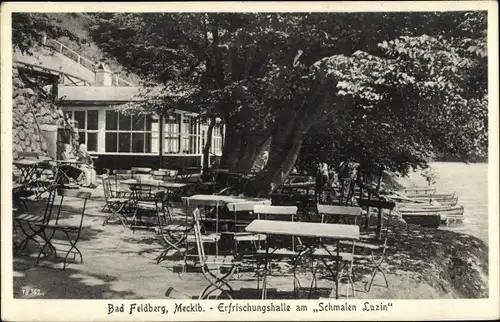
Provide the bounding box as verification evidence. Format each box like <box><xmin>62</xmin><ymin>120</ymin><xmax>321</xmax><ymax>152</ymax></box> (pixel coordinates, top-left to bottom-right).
<box><xmin>21</xmin><ymin>288</ymin><xmax>44</xmax><ymax>296</ymax></box>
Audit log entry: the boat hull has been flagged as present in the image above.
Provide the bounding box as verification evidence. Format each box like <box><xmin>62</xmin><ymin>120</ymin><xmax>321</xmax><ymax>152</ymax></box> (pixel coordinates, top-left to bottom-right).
<box><xmin>399</xmin><ymin>187</ymin><xmax>436</xmax><ymax>195</ymax></box>
<box><xmin>406</xmin><ymin>196</ymin><xmax>458</xmax><ymax>206</ymax></box>
<box><xmin>399</xmin><ymin>205</ymin><xmax>464</xmax><ymax>226</ymax></box>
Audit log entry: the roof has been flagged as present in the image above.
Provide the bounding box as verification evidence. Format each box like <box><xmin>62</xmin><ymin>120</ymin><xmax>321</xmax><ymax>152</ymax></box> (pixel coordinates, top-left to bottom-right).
<box><xmin>57</xmin><ymin>84</ymin><xmax>196</xmax><ymax>103</ymax></box>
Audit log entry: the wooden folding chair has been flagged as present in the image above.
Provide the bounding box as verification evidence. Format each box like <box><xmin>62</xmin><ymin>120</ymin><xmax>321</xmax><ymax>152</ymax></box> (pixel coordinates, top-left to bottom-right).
<box><xmin>129</xmin><ymin>181</ymin><xmax>163</xmax><ymax>232</ymax></box>
<box><xmin>252</xmin><ymin>205</ymin><xmax>303</xmax><ymax>295</ymax></box>
<box><xmin>112</xmin><ymin>170</ymin><xmax>134</xmax><ymax>196</ymax></box>
<box><xmin>310</xmin><ymin>205</ymin><xmax>362</xmax><ymax>299</ymax></box>
<box><xmin>14</xmin><ymin>185</ymin><xmax>58</xmax><ymax>255</ymax></box>
<box><xmin>253</xmin><ymin>205</ymin><xmax>299</xmax><ymax>257</ymax></box>
<box><xmin>227</xmin><ymin>202</ymin><xmax>269</xmax><ymax>258</ymax></box>
<box><xmin>184</xmin><ymin>198</ymin><xmax>225</xmax><ymax>259</ymax></box>
<box><xmin>101</xmin><ymin>174</ymin><xmax>130</xmax><ymax>227</ymax></box>
<box><xmin>355</xmin><ymin>198</ymin><xmax>396</xmax><ymax>292</ymax></box>
<box><xmin>108</xmin><ymin>170</ymin><xmax>133</xmax><ymax>201</ymax></box>
<box><xmin>32</xmin><ymin>160</ymin><xmax>58</xmax><ymax>200</ymax></box>
<box><xmin>192</xmin><ymin>208</ymin><xmax>241</xmax><ymax>299</ymax></box>
<box><xmin>155</xmin><ymin>196</ymin><xmax>194</xmax><ymax>264</ymax></box>
<box><xmin>35</xmin><ymin>189</ymin><xmax>92</xmax><ymax>269</ymax></box>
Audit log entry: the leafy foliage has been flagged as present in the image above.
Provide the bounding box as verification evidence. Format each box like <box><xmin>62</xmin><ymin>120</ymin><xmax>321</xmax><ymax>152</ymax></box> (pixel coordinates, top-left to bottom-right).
<box><xmin>12</xmin><ymin>13</ymin><xmax>79</xmax><ymax>55</ymax></box>
<box><xmin>85</xmin><ymin>13</ymin><xmax>488</xmax><ymax>185</ymax></box>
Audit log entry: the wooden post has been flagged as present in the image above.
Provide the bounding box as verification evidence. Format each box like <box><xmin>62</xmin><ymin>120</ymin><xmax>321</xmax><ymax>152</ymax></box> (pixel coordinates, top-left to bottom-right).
<box><xmin>159</xmin><ymin>115</ymin><xmax>164</xmax><ymax>168</ymax></box>
<box><xmin>376</xmin><ymin>206</ymin><xmax>383</xmax><ymax>240</ymax></box>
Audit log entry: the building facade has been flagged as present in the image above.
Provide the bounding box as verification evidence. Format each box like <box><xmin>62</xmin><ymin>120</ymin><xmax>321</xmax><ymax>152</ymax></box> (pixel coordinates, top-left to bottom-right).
<box><xmin>57</xmin><ymin>64</ymin><xmax>223</xmax><ymax>172</ymax></box>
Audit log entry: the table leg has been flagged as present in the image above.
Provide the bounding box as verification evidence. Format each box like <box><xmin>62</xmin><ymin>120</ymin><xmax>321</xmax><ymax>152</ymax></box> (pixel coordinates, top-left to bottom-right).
<box><xmin>261</xmin><ymin>239</ymin><xmax>269</xmax><ymax>300</ymax></box>
<box><xmin>336</xmin><ymin>240</ymin><xmax>340</xmax><ymax>299</ymax></box>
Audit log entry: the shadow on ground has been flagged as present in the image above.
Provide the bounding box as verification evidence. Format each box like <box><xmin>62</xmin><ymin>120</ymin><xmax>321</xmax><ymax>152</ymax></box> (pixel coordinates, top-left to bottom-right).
<box><xmin>13</xmin><ymin>257</ymin><xmax>141</xmax><ymax>299</ymax></box>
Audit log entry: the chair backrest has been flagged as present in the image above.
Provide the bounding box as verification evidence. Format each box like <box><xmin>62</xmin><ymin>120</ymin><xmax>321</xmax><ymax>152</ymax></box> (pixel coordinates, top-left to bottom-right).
<box><xmin>227</xmin><ymin>200</ymin><xmax>272</xmax><ymax>231</ymax></box>
<box><xmin>192</xmin><ymin>208</ymin><xmax>207</xmax><ymax>268</ymax></box>
<box><xmin>316</xmin><ymin>205</ymin><xmax>361</xmax><ymax>265</ymax></box>
<box><xmin>253</xmin><ymin>205</ymin><xmax>298</xmax><ymax>218</ymax></box>
<box><xmin>113</xmin><ymin>169</ymin><xmax>133</xmax><ymax>181</ymax></box>
<box><xmin>53</xmin><ymin>189</ymin><xmax>92</xmax><ymax>236</ymax></box>
<box><xmin>316</xmin><ymin>205</ymin><xmax>362</xmax><ymax>224</ymax></box>
<box><xmin>253</xmin><ymin>205</ymin><xmax>298</xmax><ymax>250</ymax></box>
<box><xmin>253</xmin><ymin>205</ymin><xmax>298</xmax><ymax>227</ymax></box>
<box><xmin>228</xmin><ymin>200</ymin><xmax>272</xmax><ymax>213</ymax></box>
<box><xmin>101</xmin><ymin>174</ymin><xmax>114</xmax><ymax>201</ymax></box>
<box><xmin>151</xmin><ymin>170</ymin><xmax>168</xmax><ymax>180</ymax></box>
<box><xmin>131</xmin><ymin>167</ymin><xmax>152</xmax><ymax>176</ymax></box>
<box><xmin>41</xmin><ymin>185</ymin><xmax>59</xmax><ymax>225</ymax></box>
<box><xmin>131</xmin><ymin>185</ymin><xmax>165</xmax><ymax>206</ymax></box>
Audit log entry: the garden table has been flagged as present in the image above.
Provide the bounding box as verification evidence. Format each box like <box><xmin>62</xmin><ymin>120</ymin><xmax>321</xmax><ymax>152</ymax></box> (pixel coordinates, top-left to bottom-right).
<box><xmin>121</xmin><ymin>178</ymin><xmax>186</xmax><ymax>189</ymax></box>
<box><xmin>121</xmin><ymin>179</ymin><xmax>191</xmax><ymax>261</ymax></box>
<box><xmin>121</xmin><ymin>179</ymin><xmax>188</xmax><ymax>200</ymax></box>
<box><xmin>245</xmin><ymin>220</ymin><xmax>359</xmax><ymax>299</ymax></box>
<box><xmin>55</xmin><ymin>160</ymin><xmax>85</xmax><ymax>187</ymax></box>
<box><xmin>13</xmin><ymin>159</ymin><xmax>44</xmax><ymax>186</ymax></box>
<box><xmin>187</xmin><ymin>195</ymin><xmax>272</xmax><ymax>256</ymax></box>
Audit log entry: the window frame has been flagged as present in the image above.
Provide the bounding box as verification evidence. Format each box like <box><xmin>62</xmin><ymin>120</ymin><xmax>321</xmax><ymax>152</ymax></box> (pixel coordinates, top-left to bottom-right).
<box><xmin>104</xmin><ymin>110</ymin><xmax>158</xmax><ymax>154</ymax></box>
<box><xmin>65</xmin><ymin>110</ymin><xmax>99</xmax><ymax>153</ymax></box>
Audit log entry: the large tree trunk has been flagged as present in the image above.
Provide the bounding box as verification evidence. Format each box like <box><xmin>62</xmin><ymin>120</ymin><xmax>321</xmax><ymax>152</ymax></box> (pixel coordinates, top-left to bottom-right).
<box><xmin>220</xmin><ymin>121</ymin><xmax>270</xmax><ymax>173</ymax></box>
<box><xmin>220</xmin><ymin>126</ymin><xmax>241</xmax><ymax>170</ymax></box>
<box><xmin>235</xmin><ymin>133</ymin><xmax>270</xmax><ymax>173</ymax></box>
<box><xmin>245</xmin><ymin>124</ymin><xmax>306</xmax><ymax>198</ymax></box>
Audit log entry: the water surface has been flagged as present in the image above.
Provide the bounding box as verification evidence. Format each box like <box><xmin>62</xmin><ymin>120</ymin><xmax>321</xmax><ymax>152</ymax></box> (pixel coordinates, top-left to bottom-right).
<box><xmin>403</xmin><ymin>162</ymin><xmax>488</xmax><ymax>244</ymax></box>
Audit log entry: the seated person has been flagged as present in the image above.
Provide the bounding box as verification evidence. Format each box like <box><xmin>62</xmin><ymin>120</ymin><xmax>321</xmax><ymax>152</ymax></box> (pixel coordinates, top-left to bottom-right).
<box><xmin>61</xmin><ymin>144</ymin><xmax>97</xmax><ymax>188</ymax></box>
<box><xmin>76</xmin><ymin>144</ymin><xmax>98</xmax><ymax>188</ymax></box>
<box><xmin>59</xmin><ymin>144</ymin><xmax>83</xmax><ymax>184</ymax></box>
<box><xmin>61</xmin><ymin>143</ymin><xmax>77</xmax><ymax>161</ymax></box>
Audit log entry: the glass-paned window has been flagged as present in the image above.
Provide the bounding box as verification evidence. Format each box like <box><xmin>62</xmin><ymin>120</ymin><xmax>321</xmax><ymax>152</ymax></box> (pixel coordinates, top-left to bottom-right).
<box><xmin>105</xmin><ymin>132</ymin><xmax>118</xmax><ymax>153</ymax></box>
<box><xmin>67</xmin><ymin>110</ymin><xmax>99</xmax><ymax>152</ymax></box>
<box><xmin>106</xmin><ymin>110</ymin><xmax>118</xmax><ymax>130</ymax></box>
<box><xmin>105</xmin><ymin>110</ymin><xmax>158</xmax><ymax>153</ymax></box>
<box><xmin>211</xmin><ymin>120</ymin><xmax>223</xmax><ymax>155</ymax></box>
<box><xmin>180</xmin><ymin>114</ymin><xmax>201</xmax><ymax>154</ymax></box>
<box><xmin>164</xmin><ymin>114</ymin><xmax>181</xmax><ymax>153</ymax></box>
<box><xmin>118</xmin><ymin>133</ymin><xmax>131</xmax><ymax>152</ymax></box>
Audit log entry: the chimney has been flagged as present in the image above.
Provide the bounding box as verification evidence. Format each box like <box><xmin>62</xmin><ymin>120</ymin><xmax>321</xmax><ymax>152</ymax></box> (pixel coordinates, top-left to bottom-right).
<box><xmin>95</xmin><ymin>63</ymin><xmax>113</xmax><ymax>86</ymax></box>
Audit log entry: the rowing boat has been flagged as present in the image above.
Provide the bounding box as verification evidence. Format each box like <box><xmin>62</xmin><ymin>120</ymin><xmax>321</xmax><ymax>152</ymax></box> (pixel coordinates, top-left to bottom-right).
<box><xmin>406</xmin><ymin>193</ymin><xmax>456</xmax><ymax>199</ymax></box>
<box><xmin>398</xmin><ymin>204</ymin><xmax>464</xmax><ymax>225</ymax></box>
<box><xmin>407</xmin><ymin>195</ymin><xmax>458</xmax><ymax>206</ymax></box>
<box><xmin>398</xmin><ymin>186</ymin><xmax>436</xmax><ymax>195</ymax></box>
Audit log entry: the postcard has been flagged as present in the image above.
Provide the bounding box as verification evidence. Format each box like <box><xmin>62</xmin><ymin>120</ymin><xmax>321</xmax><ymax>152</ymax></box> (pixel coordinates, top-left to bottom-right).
<box><xmin>1</xmin><ymin>1</ymin><xmax>498</xmax><ymax>321</ymax></box>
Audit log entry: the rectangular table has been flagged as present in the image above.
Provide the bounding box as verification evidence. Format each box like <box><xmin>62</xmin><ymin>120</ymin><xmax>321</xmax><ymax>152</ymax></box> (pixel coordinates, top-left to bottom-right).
<box><xmin>245</xmin><ymin>220</ymin><xmax>360</xmax><ymax>299</ymax></box>
<box><xmin>187</xmin><ymin>194</ymin><xmax>270</xmax><ymax>207</ymax></box>
<box><xmin>121</xmin><ymin>179</ymin><xmax>186</xmax><ymax>189</ymax></box>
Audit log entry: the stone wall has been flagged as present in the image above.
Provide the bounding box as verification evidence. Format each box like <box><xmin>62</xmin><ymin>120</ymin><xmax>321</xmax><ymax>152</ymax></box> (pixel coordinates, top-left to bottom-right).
<box><xmin>12</xmin><ymin>67</ymin><xmax>78</xmax><ymax>159</ymax></box>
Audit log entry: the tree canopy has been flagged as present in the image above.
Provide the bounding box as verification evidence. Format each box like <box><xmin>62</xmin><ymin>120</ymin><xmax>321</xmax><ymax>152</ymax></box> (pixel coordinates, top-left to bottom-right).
<box><xmin>87</xmin><ymin>11</ymin><xmax>487</xmax><ymax>196</ymax></box>
<box><xmin>12</xmin><ymin>12</ymin><xmax>488</xmax><ymax>196</ymax></box>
